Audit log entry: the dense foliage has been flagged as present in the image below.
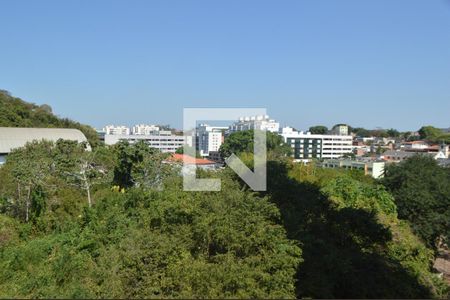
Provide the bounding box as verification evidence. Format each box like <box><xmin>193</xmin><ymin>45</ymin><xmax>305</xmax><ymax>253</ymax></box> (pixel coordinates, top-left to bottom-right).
<box><xmin>0</xmin><ymin>90</ymin><xmax>99</xmax><ymax>147</ymax></box>
<box><xmin>382</xmin><ymin>155</ymin><xmax>450</xmax><ymax>250</ymax></box>
<box><xmin>418</xmin><ymin>125</ymin><xmax>450</xmax><ymax>143</ymax></box>
<box><xmin>263</xmin><ymin>160</ymin><xmax>448</xmax><ymax>298</ymax></box>
<box><xmin>0</xmin><ymin>125</ymin><xmax>448</xmax><ymax>297</ymax></box>
<box><xmin>219</xmin><ymin>130</ymin><xmax>292</xmax><ymax>159</ymax></box>
<box><xmin>0</xmin><ymin>141</ymin><xmax>301</xmax><ymax>298</ymax></box>
<box><xmin>309</xmin><ymin>125</ymin><xmax>328</xmax><ymax>134</ymax></box>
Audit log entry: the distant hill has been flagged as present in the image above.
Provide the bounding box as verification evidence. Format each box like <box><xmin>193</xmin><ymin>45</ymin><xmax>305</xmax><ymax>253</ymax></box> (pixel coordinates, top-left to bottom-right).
<box><xmin>0</xmin><ymin>90</ymin><xmax>99</xmax><ymax>147</ymax></box>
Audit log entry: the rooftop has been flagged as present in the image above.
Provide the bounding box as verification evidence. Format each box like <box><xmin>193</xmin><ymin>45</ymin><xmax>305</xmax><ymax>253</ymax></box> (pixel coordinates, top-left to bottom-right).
<box><xmin>0</xmin><ymin>127</ymin><xmax>88</xmax><ymax>154</ymax></box>
<box><xmin>168</xmin><ymin>153</ymin><xmax>217</xmax><ymax>165</ymax></box>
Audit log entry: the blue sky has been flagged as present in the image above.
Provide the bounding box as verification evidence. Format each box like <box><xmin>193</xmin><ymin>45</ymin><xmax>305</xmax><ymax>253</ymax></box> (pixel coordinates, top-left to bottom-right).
<box><xmin>1</xmin><ymin>0</ymin><xmax>449</xmax><ymax>131</ymax></box>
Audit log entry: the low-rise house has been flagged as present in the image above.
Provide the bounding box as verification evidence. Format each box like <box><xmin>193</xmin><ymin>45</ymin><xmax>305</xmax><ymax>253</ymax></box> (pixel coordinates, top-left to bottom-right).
<box><xmin>166</xmin><ymin>153</ymin><xmax>221</xmax><ymax>174</ymax></box>
<box><xmin>401</xmin><ymin>140</ymin><xmax>430</xmax><ymax>150</ymax></box>
<box><xmin>381</xmin><ymin>144</ymin><xmax>449</xmax><ymax>163</ymax></box>
<box><xmin>321</xmin><ymin>158</ymin><xmax>385</xmax><ymax>179</ymax></box>
<box><xmin>381</xmin><ymin>150</ymin><xmax>420</xmax><ymax>162</ymax></box>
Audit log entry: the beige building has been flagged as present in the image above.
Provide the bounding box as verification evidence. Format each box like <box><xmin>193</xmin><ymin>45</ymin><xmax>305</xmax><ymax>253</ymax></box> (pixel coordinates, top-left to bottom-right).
<box><xmin>321</xmin><ymin>159</ymin><xmax>385</xmax><ymax>179</ymax></box>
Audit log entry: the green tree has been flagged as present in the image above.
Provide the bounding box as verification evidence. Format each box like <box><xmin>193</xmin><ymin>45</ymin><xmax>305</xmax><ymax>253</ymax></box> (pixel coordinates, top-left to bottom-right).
<box><xmin>386</xmin><ymin>128</ymin><xmax>400</xmax><ymax>137</ymax></box>
<box><xmin>0</xmin><ymin>172</ymin><xmax>301</xmax><ymax>298</ymax></box>
<box><xmin>219</xmin><ymin>130</ymin><xmax>291</xmax><ymax>158</ymax></box>
<box><xmin>309</xmin><ymin>125</ymin><xmax>328</xmax><ymax>134</ymax></box>
<box><xmin>6</xmin><ymin>141</ymin><xmax>54</xmax><ymax>222</ymax></box>
<box><xmin>381</xmin><ymin>155</ymin><xmax>450</xmax><ymax>249</ymax></box>
<box><xmin>263</xmin><ymin>160</ymin><xmax>448</xmax><ymax>298</ymax></box>
<box><xmin>53</xmin><ymin>140</ymin><xmax>113</xmax><ymax>207</ymax></box>
<box><xmin>175</xmin><ymin>145</ymin><xmax>201</xmax><ymax>158</ymax></box>
<box><xmin>113</xmin><ymin>141</ymin><xmax>171</xmax><ymax>189</ymax></box>
<box><xmin>418</xmin><ymin>126</ymin><xmax>443</xmax><ymax>140</ymax></box>
<box><xmin>352</xmin><ymin>127</ymin><xmax>371</xmax><ymax>137</ymax></box>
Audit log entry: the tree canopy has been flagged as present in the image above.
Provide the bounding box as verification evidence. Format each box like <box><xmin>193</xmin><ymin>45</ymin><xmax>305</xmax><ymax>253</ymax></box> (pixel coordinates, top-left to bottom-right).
<box><xmin>219</xmin><ymin>130</ymin><xmax>292</xmax><ymax>159</ymax></box>
<box><xmin>309</xmin><ymin>125</ymin><xmax>328</xmax><ymax>134</ymax></box>
<box><xmin>0</xmin><ymin>95</ymin><xmax>448</xmax><ymax>298</ymax></box>
<box><xmin>0</xmin><ymin>140</ymin><xmax>301</xmax><ymax>298</ymax></box>
<box><xmin>0</xmin><ymin>90</ymin><xmax>99</xmax><ymax>147</ymax></box>
<box><xmin>418</xmin><ymin>126</ymin><xmax>450</xmax><ymax>143</ymax></box>
<box><xmin>382</xmin><ymin>155</ymin><xmax>450</xmax><ymax>250</ymax></box>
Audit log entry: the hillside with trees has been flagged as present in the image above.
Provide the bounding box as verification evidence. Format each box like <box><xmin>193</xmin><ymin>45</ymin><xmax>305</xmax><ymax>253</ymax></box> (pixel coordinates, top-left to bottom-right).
<box><xmin>0</xmin><ymin>138</ymin><xmax>448</xmax><ymax>298</ymax></box>
<box><xmin>0</xmin><ymin>94</ymin><xmax>448</xmax><ymax>298</ymax></box>
<box><xmin>0</xmin><ymin>90</ymin><xmax>99</xmax><ymax>146</ymax></box>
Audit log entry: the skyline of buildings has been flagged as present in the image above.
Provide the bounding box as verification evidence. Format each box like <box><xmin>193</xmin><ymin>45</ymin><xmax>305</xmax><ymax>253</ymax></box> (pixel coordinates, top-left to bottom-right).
<box><xmin>98</xmin><ymin>116</ymin><xmax>449</xmax><ymax>164</ymax></box>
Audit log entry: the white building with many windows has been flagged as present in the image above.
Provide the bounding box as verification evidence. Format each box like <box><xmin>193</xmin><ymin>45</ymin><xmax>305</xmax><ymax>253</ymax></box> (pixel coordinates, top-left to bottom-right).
<box><xmin>131</xmin><ymin>124</ymin><xmax>160</xmax><ymax>135</ymax></box>
<box><xmin>281</xmin><ymin>127</ymin><xmax>353</xmax><ymax>161</ymax></box>
<box><xmin>229</xmin><ymin>115</ymin><xmax>280</xmax><ymax>133</ymax></box>
<box><xmin>196</xmin><ymin>124</ymin><xmax>227</xmax><ymax>157</ymax></box>
<box><xmin>102</xmin><ymin>125</ymin><xmax>130</xmax><ymax>135</ymax></box>
<box><xmin>104</xmin><ymin>131</ymin><xmax>185</xmax><ymax>153</ymax></box>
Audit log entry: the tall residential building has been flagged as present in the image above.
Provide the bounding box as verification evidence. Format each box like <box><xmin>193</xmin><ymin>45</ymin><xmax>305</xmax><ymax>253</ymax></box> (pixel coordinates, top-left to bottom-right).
<box><xmin>103</xmin><ymin>125</ymin><xmax>130</xmax><ymax>135</ymax></box>
<box><xmin>104</xmin><ymin>131</ymin><xmax>185</xmax><ymax>153</ymax></box>
<box><xmin>229</xmin><ymin>115</ymin><xmax>280</xmax><ymax>133</ymax></box>
<box><xmin>132</xmin><ymin>124</ymin><xmax>160</xmax><ymax>135</ymax></box>
<box><xmin>196</xmin><ymin>124</ymin><xmax>227</xmax><ymax>157</ymax></box>
<box><xmin>331</xmin><ymin>124</ymin><xmax>349</xmax><ymax>136</ymax></box>
<box><xmin>281</xmin><ymin>127</ymin><xmax>353</xmax><ymax>160</ymax></box>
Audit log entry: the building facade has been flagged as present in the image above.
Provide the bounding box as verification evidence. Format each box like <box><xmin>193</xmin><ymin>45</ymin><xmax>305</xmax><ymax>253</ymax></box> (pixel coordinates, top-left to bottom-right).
<box><xmin>229</xmin><ymin>115</ymin><xmax>280</xmax><ymax>133</ymax></box>
<box><xmin>281</xmin><ymin>127</ymin><xmax>353</xmax><ymax>160</ymax></box>
<box><xmin>131</xmin><ymin>124</ymin><xmax>160</xmax><ymax>135</ymax></box>
<box><xmin>102</xmin><ymin>125</ymin><xmax>130</xmax><ymax>135</ymax></box>
<box><xmin>331</xmin><ymin>124</ymin><xmax>349</xmax><ymax>136</ymax></box>
<box><xmin>104</xmin><ymin>131</ymin><xmax>185</xmax><ymax>153</ymax></box>
<box><xmin>196</xmin><ymin>124</ymin><xmax>227</xmax><ymax>157</ymax></box>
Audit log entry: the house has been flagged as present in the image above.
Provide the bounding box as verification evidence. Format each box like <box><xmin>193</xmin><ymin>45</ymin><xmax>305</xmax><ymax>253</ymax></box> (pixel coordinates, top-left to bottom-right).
<box><xmin>381</xmin><ymin>144</ymin><xmax>448</xmax><ymax>163</ymax></box>
<box><xmin>401</xmin><ymin>140</ymin><xmax>430</xmax><ymax>150</ymax></box>
<box><xmin>380</xmin><ymin>150</ymin><xmax>421</xmax><ymax>162</ymax></box>
<box><xmin>166</xmin><ymin>153</ymin><xmax>221</xmax><ymax>174</ymax></box>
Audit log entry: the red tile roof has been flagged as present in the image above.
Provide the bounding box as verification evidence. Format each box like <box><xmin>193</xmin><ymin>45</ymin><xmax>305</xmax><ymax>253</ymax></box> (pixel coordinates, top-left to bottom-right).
<box><xmin>169</xmin><ymin>153</ymin><xmax>216</xmax><ymax>165</ymax></box>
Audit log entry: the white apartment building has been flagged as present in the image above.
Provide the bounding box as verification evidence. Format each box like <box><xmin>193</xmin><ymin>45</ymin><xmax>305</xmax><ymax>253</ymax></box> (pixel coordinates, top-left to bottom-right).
<box><xmin>103</xmin><ymin>125</ymin><xmax>130</xmax><ymax>135</ymax></box>
<box><xmin>132</xmin><ymin>124</ymin><xmax>160</xmax><ymax>135</ymax></box>
<box><xmin>281</xmin><ymin>127</ymin><xmax>353</xmax><ymax>160</ymax></box>
<box><xmin>196</xmin><ymin>124</ymin><xmax>227</xmax><ymax>157</ymax></box>
<box><xmin>331</xmin><ymin>124</ymin><xmax>349</xmax><ymax>136</ymax></box>
<box><xmin>229</xmin><ymin>115</ymin><xmax>280</xmax><ymax>133</ymax></box>
<box><xmin>104</xmin><ymin>131</ymin><xmax>185</xmax><ymax>153</ymax></box>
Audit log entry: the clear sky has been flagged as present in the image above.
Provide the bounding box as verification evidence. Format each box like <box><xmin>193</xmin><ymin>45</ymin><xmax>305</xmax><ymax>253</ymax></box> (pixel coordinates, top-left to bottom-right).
<box><xmin>1</xmin><ymin>0</ymin><xmax>449</xmax><ymax>131</ymax></box>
